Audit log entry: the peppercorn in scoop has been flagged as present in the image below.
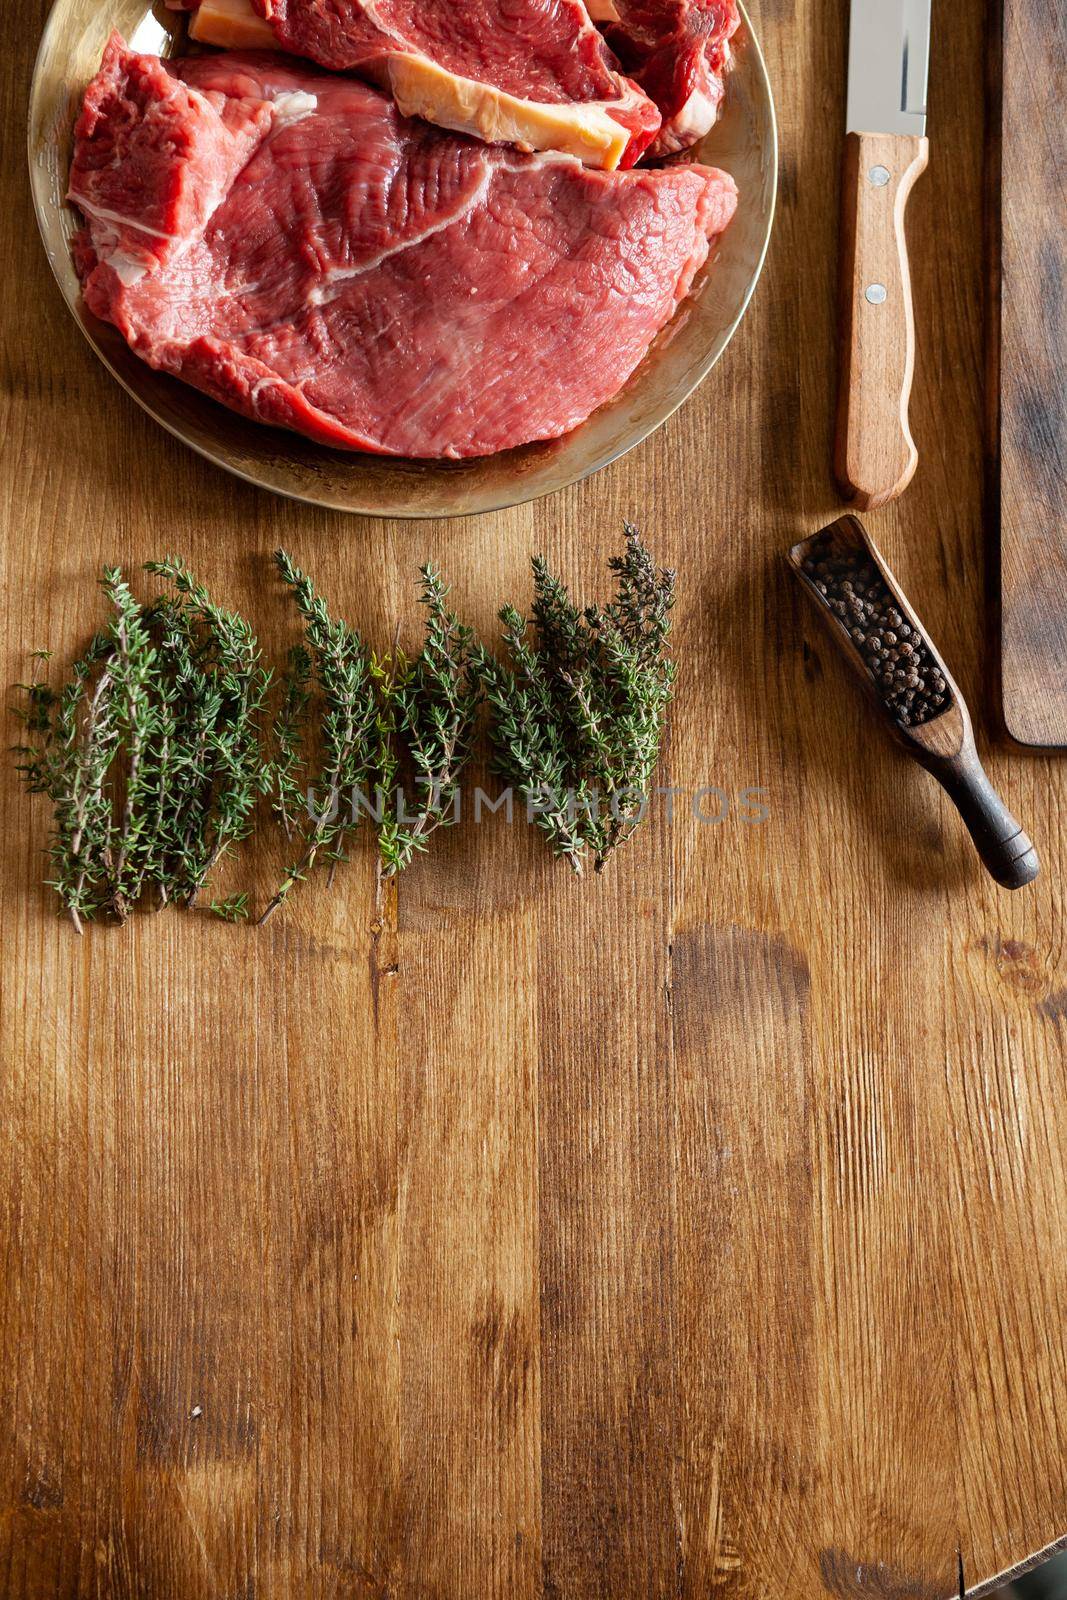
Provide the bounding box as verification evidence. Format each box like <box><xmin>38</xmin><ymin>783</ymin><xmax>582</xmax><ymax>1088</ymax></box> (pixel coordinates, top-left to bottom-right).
<box><xmin>789</xmin><ymin>516</ymin><xmax>1038</xmax><ymax>892</ymax></box>
<box><xmin>800</xmin><ymin>530</ymin><xmax>951</xmax><ymax>727</ymax></box>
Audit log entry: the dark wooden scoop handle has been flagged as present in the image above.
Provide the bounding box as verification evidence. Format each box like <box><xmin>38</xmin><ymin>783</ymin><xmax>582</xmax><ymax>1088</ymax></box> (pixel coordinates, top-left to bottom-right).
<box><xmin>932</xmin><ymin>751</ymin><xmax>1040</xmax><ymax>890</ymax></box>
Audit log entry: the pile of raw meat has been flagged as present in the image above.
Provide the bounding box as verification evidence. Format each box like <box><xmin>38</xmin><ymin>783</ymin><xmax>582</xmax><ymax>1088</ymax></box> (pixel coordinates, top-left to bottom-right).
<box><xmin>68</xmin><ymin>0</ymin><xmax>740</xmax><ymax>459</ymax></box>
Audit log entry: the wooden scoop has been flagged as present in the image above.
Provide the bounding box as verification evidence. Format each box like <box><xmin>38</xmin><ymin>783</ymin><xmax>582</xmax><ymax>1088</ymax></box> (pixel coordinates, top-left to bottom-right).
<box><xmin>789</xmin><ymin>515</ymin><xmax>1039</xmax><ymax>891</ymax></box>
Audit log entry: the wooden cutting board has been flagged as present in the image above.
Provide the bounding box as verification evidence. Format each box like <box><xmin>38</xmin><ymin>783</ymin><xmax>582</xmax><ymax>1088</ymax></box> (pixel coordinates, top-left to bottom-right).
<box><xmin>998</xmin><ymin>0</ymin><xmax>1067</xmax><ymax>745</ymax></box>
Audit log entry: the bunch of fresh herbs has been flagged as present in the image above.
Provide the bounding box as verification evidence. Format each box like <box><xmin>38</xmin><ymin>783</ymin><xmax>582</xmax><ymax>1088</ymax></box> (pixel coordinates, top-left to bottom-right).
<box><xmin>262</xmin><ymin>552</ymin><xmax>479</xmax><ymax>917</ymax></box>
<box><xmin>144</xmin><ymin>557</ymin><xmax>271</xmax><ymax>908</ymax></box>
<box><xmin>473</xmin><ymin>525</ymin><xmax>675</xmax><ymax>874</ymax></box>
<box><xmin>13</xmin><ymin>530</ymin><xmax>676</xmax><ymax>925</ymax></box>
<box><xmin>12</xmin><ymin>561</ymin><xmax>269</xmax><ymax>928</ymax></box>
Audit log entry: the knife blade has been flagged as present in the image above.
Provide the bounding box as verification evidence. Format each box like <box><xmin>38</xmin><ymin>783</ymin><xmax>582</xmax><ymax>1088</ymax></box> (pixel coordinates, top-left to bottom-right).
<box><xmin>845</xmin><ymin>0</ymin><xmax>931</xmax><ymax>137</ymax></box>
<box><xmin>835</xmin><ymin>0</ymin><xmax>932</xmax><ymax>509</ymax></box>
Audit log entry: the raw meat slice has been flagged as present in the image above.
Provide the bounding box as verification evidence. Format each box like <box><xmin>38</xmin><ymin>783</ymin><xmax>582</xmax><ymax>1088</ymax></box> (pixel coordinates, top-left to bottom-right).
<box><xmin>182</xmin><ymin>0</ymin><xmax>662</xmax><ymax>169</ymax></box>
<box><xmin>70</xmin><ymin>40</ymin><xmax>737</xmax><ymax>460</ymax></box>
<box><xmin>68</xmin><ymin>43</ymin><xmax>276</xmax><ymax>280</ymax></box>
<box><xmin>589</xmin><ymin>0</ymin><xmax>740</xmax><ymax>155</ymax></box>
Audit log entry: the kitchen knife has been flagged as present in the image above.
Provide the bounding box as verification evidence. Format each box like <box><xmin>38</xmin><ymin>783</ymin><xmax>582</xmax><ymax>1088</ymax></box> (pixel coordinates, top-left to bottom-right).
<box><xmin>835</xmin><ymin>0</ymin><xmax>931</xmax><ymax>509</ymax></box>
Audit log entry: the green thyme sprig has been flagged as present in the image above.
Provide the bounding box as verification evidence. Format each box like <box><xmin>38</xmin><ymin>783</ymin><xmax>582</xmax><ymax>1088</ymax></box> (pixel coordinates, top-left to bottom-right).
<box><xmin>260</xmin><ymin>551</ymin><xmax>379</xmax><ymax>924</ymax></box>
<box><xmin>370</xmin><ymin>637</ymin><xmax>405</xmax><ymax>878</ymax></box>
<box><xmin>378</xmin><ymin>564</ymin><xmax>480</xmax><ymax>876</ymax></box>
<box><xmin>11</xmin><ymin>570</ymin><xmax>165</xmax><ymax>927</ymax></box>
<box><xmin>144</xmin><ymin>557</ymin><xmax>272</xmax><ymax>906</ymax></box>
<box><xmin>13</xmin><ymin>629</ymin><xmax>118</xmax><ymax>930</ymax></box>
<box><xmin>473</xmin><ymin>525</ymin><xmax>676</xmax><ymax>874</ymax></box>
<box><xmin>265</xmin><ymin>556</ymin><xmax>480</xmax><ymax>908</ymax></box>
<box><xmin>207</xmin><ymin>892</ymin><xmax>250</xmax><ymax>923</ymax></box>
<box><xmin>272</xmin><ymin>644</ymin><xmax>312</xmax><ymax>841</ymax></box>
<box><xmin>104</xmin><ymin>568</ymin><xmax>164</xmax><ymax>917</ymax></box>
<box><xmin>473</xmin><ymin>604</ymin><xmax>588</xmax><ymax>873</ymax></box>
<box><xmin>13</xmin><ymin>562</ymin><xmax>267</xmax><ymax>927</ymax></box>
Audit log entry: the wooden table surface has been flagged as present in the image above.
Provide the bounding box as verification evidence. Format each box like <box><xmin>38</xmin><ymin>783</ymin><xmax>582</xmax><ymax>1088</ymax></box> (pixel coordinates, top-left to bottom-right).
<box><xmin>3</xmin><ymin>0</ymin><xmax>1067</xmax><ymax>1595</ymax></box>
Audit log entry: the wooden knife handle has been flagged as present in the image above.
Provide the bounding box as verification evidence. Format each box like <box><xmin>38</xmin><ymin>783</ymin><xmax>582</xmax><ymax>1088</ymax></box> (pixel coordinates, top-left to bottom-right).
<box><xmin>835</xmin><ymin>131</ymin><xmax>929</xmax><ymax>510</ymax></box>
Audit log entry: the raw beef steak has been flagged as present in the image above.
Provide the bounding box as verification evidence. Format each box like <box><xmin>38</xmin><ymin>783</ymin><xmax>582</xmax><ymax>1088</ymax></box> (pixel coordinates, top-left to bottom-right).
<box><xmin>70</xmin><ymin>38</ymin><xmax>737</xmax><ymax>460</ymax></box>
<box><xmin>588</xmin><ymin>0</ymin><xmax>739</xmax><ymax>155</ymax></box>
<box><xmin>182</xmin><ymin>0</ymin><xmax>662</xmax><ymax>168</ymax></box>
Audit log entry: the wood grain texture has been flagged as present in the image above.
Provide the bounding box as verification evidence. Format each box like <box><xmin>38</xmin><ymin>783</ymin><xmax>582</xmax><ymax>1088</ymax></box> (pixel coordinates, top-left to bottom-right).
<box><xmin>835</xmin><ymin>132</ymin><xmax>929</xmax><ymax>510</ymax></box>
<box><xmin>998</xmin><ymin>0</ymin><xmax>1067</xmax><ymax>745</ymax></box>
<box><xmin>2</xmin><ymin>0</ymin><xmax>1067</xmax><ymax>1596</ymax></box>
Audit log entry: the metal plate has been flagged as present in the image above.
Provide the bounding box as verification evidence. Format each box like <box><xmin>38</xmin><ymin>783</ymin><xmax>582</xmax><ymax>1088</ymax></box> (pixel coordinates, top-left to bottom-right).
<box><xmin>27</xmin><ymin>0</ymin><xmax>777</xmax><ymax>518</ymax></box>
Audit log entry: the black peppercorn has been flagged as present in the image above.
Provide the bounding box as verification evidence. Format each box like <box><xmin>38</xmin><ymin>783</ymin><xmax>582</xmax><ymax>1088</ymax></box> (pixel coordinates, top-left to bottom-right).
<box><xmin>800</xmin><ymin>530</ymin><xmax>954</xmax><ymax>727</ymax></box>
